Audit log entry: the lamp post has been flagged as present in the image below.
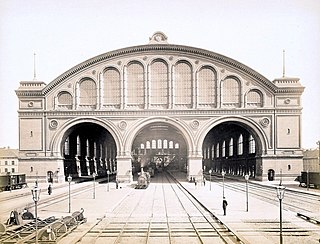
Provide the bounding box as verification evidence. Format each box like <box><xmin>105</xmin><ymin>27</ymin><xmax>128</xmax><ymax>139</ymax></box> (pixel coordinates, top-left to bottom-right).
<box><xmin>92</xmin><ymin>173</ymin><xmax>96</xmax><ymax>199</ymax></box>
<box><xmin>67</xmin><ymin>175</ymin><xmax>72</xmax><ymax>213</ymax></box>
<box><xmin>276</xmin><ymin>185</ymin><xmax>286</xmax><ymax>244</ymax></box>
<box><xmin>31</xmin><ymin>185</ymin><xmax>41</xmax><ymax>244</ymax></box>
<box><xmin>209</xmin><ymin>169</ymin><xmax>212</xmax><ymax>191</ymax></box>
<box><xmin>221</xmin><ymin>170</ymin><xmax>226</xmax><ymax>198</ymax></box>
<box><xmin>107</xmin><ymin>170</ymin><xmax>110</xmax><ymax>192</ymax></box>
<box><xmin>244</xmin><ymin>174</ymin><xmax>249</xmax><ymax>212</ymax></box>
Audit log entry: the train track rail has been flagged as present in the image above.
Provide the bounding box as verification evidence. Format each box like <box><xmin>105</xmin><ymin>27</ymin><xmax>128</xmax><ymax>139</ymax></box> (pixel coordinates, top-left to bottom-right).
<box><xmin>64</xmin><ymin>171</ymin><xmax>247</xmax><ymax>244</ymax></box>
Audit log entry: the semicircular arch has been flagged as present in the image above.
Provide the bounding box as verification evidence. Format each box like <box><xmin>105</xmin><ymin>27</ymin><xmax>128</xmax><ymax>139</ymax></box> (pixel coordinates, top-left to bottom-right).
<box><xmin>197</xmin><ymin>116</ymin><xmax>268</xmax><ymax>155</ymax></box>
<box><xmin>123</xmin><ymin>117</ymin><xmax>195</xmax><ymax>156</ymax></box>
<box><xmin>49</xmin><ymin>118</ymin><xmax>122</xmax><ymax>157</ymax></box>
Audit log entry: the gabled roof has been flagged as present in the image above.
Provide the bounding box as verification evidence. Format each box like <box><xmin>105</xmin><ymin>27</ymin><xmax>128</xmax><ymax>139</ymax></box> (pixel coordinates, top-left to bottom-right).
<box><xmin>0</xmin><ymin>147</ymin><xmax>19</xmax><ymax>158</ymax></box>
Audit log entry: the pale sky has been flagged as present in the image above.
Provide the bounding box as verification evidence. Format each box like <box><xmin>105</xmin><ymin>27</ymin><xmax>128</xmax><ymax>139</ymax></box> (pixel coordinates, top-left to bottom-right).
<box><xmin>0</xmin><ymin>0</ymin><xmax>319</xmax><ymax>149</ymax></box>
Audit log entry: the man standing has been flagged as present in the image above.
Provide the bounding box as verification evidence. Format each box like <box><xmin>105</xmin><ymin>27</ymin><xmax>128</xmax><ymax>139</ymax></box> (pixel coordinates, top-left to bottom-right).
<box><xmin>222</xmin><ymin>197</ymin><xmax>228</xmax><ymax>215</ymax></box>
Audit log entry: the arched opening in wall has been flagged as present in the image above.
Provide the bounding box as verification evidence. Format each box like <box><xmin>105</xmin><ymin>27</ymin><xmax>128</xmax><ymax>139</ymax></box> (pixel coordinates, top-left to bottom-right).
<box><xmin>202</xmin><ymin>122</ymin><xmax>262</xmax><ymax>178</ymax></box>
<box><xmin>61</xmin><ymin>122</ymin><xmax>117</xmax><ymax>179</ymax></box>
<box><xmin>131</xmin><ymin>123</ymin><xmax>188</xmax><ymax>176</ymax></box>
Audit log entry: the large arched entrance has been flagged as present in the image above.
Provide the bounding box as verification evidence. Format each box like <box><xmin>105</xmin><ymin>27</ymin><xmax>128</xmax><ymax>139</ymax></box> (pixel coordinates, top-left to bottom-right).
<box><xmin>202</xmin><ymin>122</ymin><xmax>262</xmax><ymax>178</ymax></box>
<box><xmin>61</xmin><ymin>122</ymin><xmax>117</xmax><ymax>178</ymax></box>
<box><xmin>131</xmin><ymin>123</ymin><xmax>188</xmax><ymax>176</ymax></box>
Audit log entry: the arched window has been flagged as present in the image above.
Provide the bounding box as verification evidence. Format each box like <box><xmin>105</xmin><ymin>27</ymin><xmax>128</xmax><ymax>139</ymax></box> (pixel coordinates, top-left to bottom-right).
<box><xmin>79</xmin><ymin>79</ymin><xmax>97</xmax><ymax>108</ymax></box>
<box><xmin>249</xmin><ymin>135</ymin><xmax>256</xmax><ymax>154</ymax></box>
<box><xmin>146</xmin><ymin>141</ymin><xmax>151</xmax><ymax>149</ymax></box>
<box><xmin>103</xmin><ymin>68</ymin><xmax>121</xmax><ymax>107</ymax></box>
<box><xmin>222</xmin><ymin>141</ymin><xmax>226</xmax><ymax>157</ymax></box>
<box><xmin>211</xmin><ymin>145</ymin><xmax>215</xmax><ymax>159</ymax></box>
<box><xmin>175</xmin><ymin>61</ymin><xmax>192</xmax><ymax>107</ymax></box>
<box><xmin>169</xmin><ymin>141</ymin><xmax>174</xmax><ymax>149</ymax></box>
<box><xmin>151</xmin><ymin>140</ymin><xmax>156</xmax><ymax>149</ymax></box>
<box><xmin>64</xmin><ymin>137</ymin><xmax>70</xmax><ymax>155</ymax></box>
<box><xmin>222</xmin><ymin>77</ymin><xmax>240</xmax><ymax>107</ymax></box>
<box><xmin>175</xmin><ymin>143</ymin><xmax>179</xmax><ymax>149</ymax></box>
<box><xmin>229</xmin><ymin>138</ymin><xmax>233</xmax><ymax>157</ymax></box>
<box><xmin>157</xmin><ymin>139</ymin><xmax>162</xmax><ymax>149</ymax></box>
<box><xmin>163</xmin><ymin>140</ymin><xmax>168</xmax><ymax>149</ymax></box>
<box><xmin>198</xmin><ymin>67</ymin><xmax>216</xmax><ymax>107</ymax></box>
<box><xmin>150</xmin><ymin>60</ymin><xmax>169</xmax><ymax>108</ymax></box>
<box><xmin>127</xmin><ymin>62</ymin><xmax>144</xmax><ymax>107</ymax></box>
<box><xmin>247</xmin><ymin>90</ymin><xmax>263</xmax><ymax>107</ymax></box>
<box><xmin>58</xmin><ymin>91</ymin><xmax>72</xmax><ymax>109</ymax></box>
<box><xmin>140</xmin><ymin>143</ymin><xmax>145</xmax><ymax>149</ymax></box>
<box><xmin>238</xmin><ymin>134</ymin><xmax>243</xmax><ymax>155</ymax></box>
<box><xmin>76</xmin><ymin>136</ymin><xmax>81</xmax><ymax>155</ymax></box>
<box><xmin>216</xmin><ymin>143</ymin><xmax>220</xmax><ymax>158</ymax></box>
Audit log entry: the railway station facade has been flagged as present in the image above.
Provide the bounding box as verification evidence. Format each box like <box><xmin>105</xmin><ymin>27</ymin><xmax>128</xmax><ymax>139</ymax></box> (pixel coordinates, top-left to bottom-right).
<box><xmin>16</xmin><ymin>32</ymin><xmax>304</xmax><ymax>183</ymax></box>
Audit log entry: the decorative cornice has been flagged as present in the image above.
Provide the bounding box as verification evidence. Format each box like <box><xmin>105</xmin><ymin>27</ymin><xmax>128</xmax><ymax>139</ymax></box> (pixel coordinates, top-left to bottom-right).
<box><xmin>42</xmin><ymin>44</ymin><xmax>281</xmax><ymax>95</ymax></box>
<box><xmin>17</xmin><ymin>108</ymin><xmax>302</xmax><ymax>117</ymax></box>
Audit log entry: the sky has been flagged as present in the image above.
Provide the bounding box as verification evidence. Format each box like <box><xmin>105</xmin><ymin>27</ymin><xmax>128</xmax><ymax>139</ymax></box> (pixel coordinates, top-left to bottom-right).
<box><xmin>0</xmin><ymin>0</ymin><xmax>319</xmax><ymax>149</ymax></box>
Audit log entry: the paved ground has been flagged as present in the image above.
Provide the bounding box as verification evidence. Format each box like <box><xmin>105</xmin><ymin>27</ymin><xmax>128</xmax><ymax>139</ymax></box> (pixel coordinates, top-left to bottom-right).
<box><xmin>1</xmin><ymin>173</ymin><xmax>320</xmax><ymax>243</ymax></box>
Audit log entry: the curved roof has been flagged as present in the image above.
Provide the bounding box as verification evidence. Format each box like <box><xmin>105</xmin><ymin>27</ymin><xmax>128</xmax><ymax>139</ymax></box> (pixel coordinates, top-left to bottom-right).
<box><xmin>43</xmin><ymin>43</ymin><xmax>278</xmax><ymax>95</ymax></box>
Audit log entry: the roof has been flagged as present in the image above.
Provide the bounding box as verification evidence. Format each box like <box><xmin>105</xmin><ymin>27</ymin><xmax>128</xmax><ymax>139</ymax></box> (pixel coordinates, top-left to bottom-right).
<box><xmin>0</xmin><ymin>147</ymin><xmax>19</xmax><ymax>158</ymax></box>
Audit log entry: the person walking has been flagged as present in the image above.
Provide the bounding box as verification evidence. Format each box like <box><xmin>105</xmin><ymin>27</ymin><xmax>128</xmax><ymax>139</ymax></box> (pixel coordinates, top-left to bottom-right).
<box><xmin>48</xmin><ymin>184</ymin><xmax>52</xmax><ymax>195</ymax></box>
<box><xmin>222</xmin><ymin>197</ymin><xmax>228</xmax><ymax>216</ymax></box>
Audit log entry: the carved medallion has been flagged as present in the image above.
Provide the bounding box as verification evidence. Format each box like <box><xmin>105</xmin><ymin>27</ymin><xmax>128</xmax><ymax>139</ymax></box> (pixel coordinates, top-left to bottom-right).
<box><xmin>259</xmin><ymin>117</ymin><xmax>270</xmax><ymax>128</ymax></box>
<box><xmin>119</xmin><ymin>120</ymin><xmax>127</xmax><ymax>130</ymax></box>
<box><xmin>190</xmin><ymin>120</ymin><xmax>200</xmax><ymax>130</ymax></box>
<box><xmin>49</xmin><ymin>119</ymin><xmax>58</xmax><ymax>129</ymax></box>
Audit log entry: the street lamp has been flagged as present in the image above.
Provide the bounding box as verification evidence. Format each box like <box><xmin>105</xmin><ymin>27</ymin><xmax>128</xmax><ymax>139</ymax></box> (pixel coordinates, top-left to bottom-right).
<box><xmin>31</xmin><ymin>185</ymin><xmax>41</xmax><ymax>244</ymax></box>
<box><xmin>67</xmin><ymin>175</ymin><xmax>72</xmax><ymax>213</ymax></box>
<box><xmin>244</xmin><ymin>174</ymin><xmax>249</xmax><ymax>212</ymax></box>
<box><xmin>221</xmin><ymin>170</ymin><xmax>226</xmax><ymax>198</ymax></box>
<box><xmin>209</xmin><ymin>169</ymin><xmax>212</xmax><ymax>191</ymax></box>
<box><xmin>92</xmin><ymin>173</ymin><xmax>96</xmax><ymax>199</ymax></box>
<box><xmin>276</xmin><ymin>185</ymin><xmax>286</xmax><ymax>244</ymax></box>
<box><xmin>107</xmin><ymin>170</ymin><xmax>110</xmax><ymax>192</ymax></box>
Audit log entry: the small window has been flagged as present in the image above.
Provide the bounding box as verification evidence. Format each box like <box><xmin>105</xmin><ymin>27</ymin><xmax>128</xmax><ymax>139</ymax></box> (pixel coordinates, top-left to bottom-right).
<box><xmin>5</xmin><ymin>161</ymin><xmax>8</xmax><ymax>165</ymax></box>
<box><xmin>11</xmin><ymin>168</ymin><xmax>15</xmax><ymax>173</ymax></box>
<box><xmin>288</xmin><ymin>165</ymin><xmax>291</xmax><ymax>171</ymax></box>
<box><xmin>12</xmin><ymin>161</ymin><xmax>15</xmax><ymax>165</ymax></box>
<box><xmin>30</xmin><ymin>166</ymin><xmax>34</xmax><ymax>172</ymax></box>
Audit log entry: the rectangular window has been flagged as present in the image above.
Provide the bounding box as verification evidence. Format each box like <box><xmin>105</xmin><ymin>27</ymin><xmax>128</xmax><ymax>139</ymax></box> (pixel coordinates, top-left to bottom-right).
<box><xmin>12</xmin><ymin>161</ymin><xmax>15</xmax><ymax>165</ymax></box>
<box><xmin>12</xmin><ymin>168</ymin><xmax>15</xmax><ymax>173</ymax></box>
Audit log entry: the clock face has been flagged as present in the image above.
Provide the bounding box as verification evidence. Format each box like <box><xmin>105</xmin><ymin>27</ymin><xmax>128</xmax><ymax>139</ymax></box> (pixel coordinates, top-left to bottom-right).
<box><xmin>155</xmin><ymin>35</ymin><xmax>162</xmax><ymax>42</ymax></box>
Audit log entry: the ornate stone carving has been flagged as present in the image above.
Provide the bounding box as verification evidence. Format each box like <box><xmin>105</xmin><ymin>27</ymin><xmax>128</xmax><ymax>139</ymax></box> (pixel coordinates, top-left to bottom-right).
<box><xmin>190</xmin><ymin>120</ymin><xmax>200</xmax><ymax>130</ymax></box>
<box><xmin>259</xmin><ymin>117</ymin><xmax>270</xmax><ymax>128</ymax></box>
<box><xmin>149</xmin><ymin>31</ymin><xmax>168</xmax><ymax>44</ymax></box>
<box><xmin>284</xmin><ymin>98</ymin><xmax>291</xmax><ymax>104</ymax></box>
<box><xmin>49</xmin><ymin>119</ymin><xmax>59</xmax><ymax>129</ymax></box>
<box><xmin>28</xmin><ymin>101</ymin><xmax>34</xmax><ymax>107</ymax></box>
<box><xmin>118</xmin><ymin>120</ymin><xmax>127</xmax><ymax>130</ymax></box>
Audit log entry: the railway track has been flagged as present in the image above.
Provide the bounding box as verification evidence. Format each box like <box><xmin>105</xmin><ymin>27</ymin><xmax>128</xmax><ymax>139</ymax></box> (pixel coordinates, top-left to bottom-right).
<box><xmin>65</xmin><ymin>171</ymin><xmax>247</xmax><ymax>244</ymax></box>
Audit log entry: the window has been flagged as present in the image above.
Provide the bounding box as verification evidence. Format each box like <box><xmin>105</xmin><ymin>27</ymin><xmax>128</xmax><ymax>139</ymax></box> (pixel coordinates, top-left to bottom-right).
<box><xmin>198</xmin><ymin>67</ymin><xmax>216</xmax><ymax>106</ymax></box>
<box><xmin>127</xmin><ymin>62</ymin><xmax>144</xmax><ymax>106</ymax></box>
<box><xmin>5</xmin><ymin>161</ymin><xmax>8</xmax><ymax>165</ymax></box>
<box><xmin>12</xmin><ymin>161</ymin><xmax>15</xmax><ymax>165</ymax></box>
<box><xmin>103</xmin><ymin>68</ymin><xmax>121</xmax><ymax>106</ymax></box>
<box><xmin>163</xmin><ymin>140</ymin><xmax>168</xmax><ymax>149</ymax></box>
<box><xmin>216</xmin><ymin>143</ymin><xmax>220</xmax><ymax>158</ymax></box>
<box><xmin>238</xmin><ymin>134</ymin><xmax>243</xmax><ymax>155</ymax></box>
<box><xmin>222</xmin><ymin>141</ymin><xmax>226</xmax><ymax>157</ymax></box>
<box><xmin>169</xmin><ymin>141</ymin><xmax>174</xmax><ymax>149</ymax></box>
<box><xmin>152</xmin><ymin>140</ymin><xmax>156</xmax><ymax>149</ymax></box>
<box><xmin>222</xmin><ymin>77</ymin><xmax>240</xmax><ymax>107</ymax></box>
<box><xmin>157</xmin><ymin>139</ymin><xmax>162</xmax><ymax>149</ymax></box>
<box><xmin>140</xmin><ymin>143</ymin><xmax>145</xmax><ymax>149</ymax></box>
<box><xmin>175</xmin><ymin>61</ymin><xmax>192</xmax><ymax>106</ymax></box>
<box><xmin>175</xmin><ymin>143</ymin><xmax>180</xmax><ymax>149</ymax></box>
<box><xmin>247</xmin><ymin>90</ymin><xmax>262</xmax><ymax>107</ymax></box>
<box><xmin>150</xmin><ymin>60</ymin><xmax>168</xmax><ymax>107</ymax></box>
<box><xmin>79</xmin><ymin>79</ymin><xmax>97</xmax><ymax>107</ymax></box>
<box><xmin>64</xmin><ymin>137</ymin><xmax>70</xmax><ymax>155</ymax></box>
<box><xmin>58</xmin><ymin>91</ymin><xmax>72</xmax><ymax>109</ymax></box>
<box><xmin>146</xmin><ymin>141</ymin><xmax>151</xmax><ymax>149</ymax></box>
<box><xmin>11</xmin><ymin>168</ymin><xmax>15</xmax><ymax>173</ymax></box>
<box><xmin>5</xmin><ymin>168</ymin><xmax>8</xmax><ymax>173</ymax></box>
<box><xmin>229</xmin><ymin>138</ymin><xmax>233</xmax><ymax>156</ymax></box>
<box><xmin>249</xmin><ymin>135</ymin><xmax>256</xmax><ymax>154</ymax></box>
